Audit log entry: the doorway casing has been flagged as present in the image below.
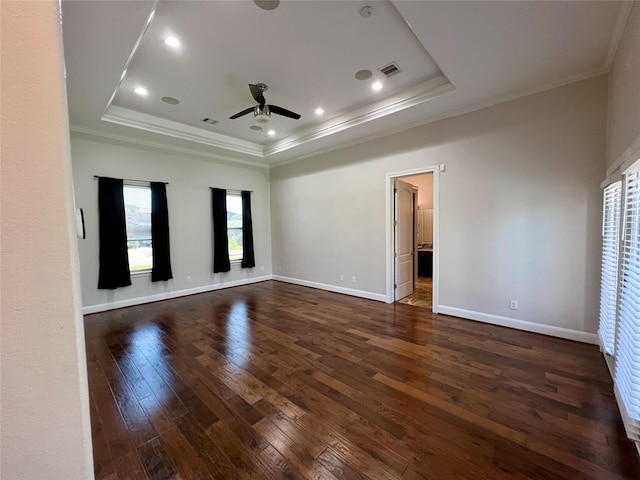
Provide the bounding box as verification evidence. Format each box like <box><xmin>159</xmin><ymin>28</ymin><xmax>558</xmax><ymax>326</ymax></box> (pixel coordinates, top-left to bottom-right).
<box><xmin>385</xmin><ymin>166</ymin><xmax>439</xmax><ymax>311</ymax></box>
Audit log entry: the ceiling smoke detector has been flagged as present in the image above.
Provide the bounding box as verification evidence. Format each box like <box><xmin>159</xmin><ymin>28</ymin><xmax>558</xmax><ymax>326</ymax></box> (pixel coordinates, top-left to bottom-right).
<box><xmin>360</xmin><ymin>6</ymin><xmax>373</xmax><ymax>18</ymax></box>
<box><xmin>254</xmin><ymin>0</ymin><xmax>279</xmax><ymax>11</ymax></box>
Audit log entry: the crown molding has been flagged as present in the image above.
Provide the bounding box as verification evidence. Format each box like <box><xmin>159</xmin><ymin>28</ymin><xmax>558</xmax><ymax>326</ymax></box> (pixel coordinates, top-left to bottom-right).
<box><xmin>102</xmin><ymin>105</ymin><xmax>264</xmax><ymax>157</ymax></box>
<box><xmin>69</xmin><ymin>125</ymin><xmax>269</xmax><ymax>169</ymax></box>
<box><xmin>272</xmin><ymin>68</ymin><xmax>609</xmax><ymax>169</ymax></box>
<box><xmin>102</xmin><ymin>76</ymin><xmax>454</xmax><ymax>160</ymax></box>
<box><xmin>264</xmin><ymin>75</ymin><xmax>454</xmax><ymax>157</ymax></box>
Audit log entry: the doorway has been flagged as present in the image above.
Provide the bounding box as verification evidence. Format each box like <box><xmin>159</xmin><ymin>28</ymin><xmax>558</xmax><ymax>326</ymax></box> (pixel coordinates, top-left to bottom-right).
<box><xmin>385</xmin><ymin>167</ymin><xmax>439</xmax><ymax>312</ymax></box>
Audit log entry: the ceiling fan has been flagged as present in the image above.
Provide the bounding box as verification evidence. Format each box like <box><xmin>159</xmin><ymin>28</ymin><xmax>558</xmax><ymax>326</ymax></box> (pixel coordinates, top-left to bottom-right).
<box><xmin>229</xmin><ymin>83</ymin><xmax>301</xmax><ymax>123</ymax></box>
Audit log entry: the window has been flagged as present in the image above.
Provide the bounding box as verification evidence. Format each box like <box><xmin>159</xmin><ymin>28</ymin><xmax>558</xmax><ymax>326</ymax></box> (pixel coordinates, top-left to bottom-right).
<box><xmin>599</xmin><ymin>160</ymin><xmax>640</xmax><ymax>444</ymax></box>
<box><xmin>614</xmin><ymin>160</ymin><xmax>640</xmax><ymax>439</ymax></box>
<box><xmin>599</xmin><ymin>181</ymin><xmax>621</xmax><ymax>356</ymax></box>
<box><xmin>124</xmin><ymin>184</ymin><xmax>152</xmax><ymax>272</ymax></box>
<box><xmin>227</xmin><ymin>193</ymin><xmax>243</xmax><ymax>261</ymax></box>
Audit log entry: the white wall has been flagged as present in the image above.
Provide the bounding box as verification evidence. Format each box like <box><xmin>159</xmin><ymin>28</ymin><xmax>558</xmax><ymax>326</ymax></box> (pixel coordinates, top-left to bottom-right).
<box><xmin>0</xmin><ymin>1</ymin><xmax>94</xmax><ymax>478</ymax></box>
<box><xmin>271</xmin><ymin>75</ymin><xmax>606</xmax><ymax>339</ymax></box>
<box><xmin>71</xmin><ymin>135</ymin><xmax>272</xmax><ymax>311</ymax></box>
<box><xmin>607</xmin><ymin>3</ymin><xmax>640</xmax><ymax>170</ymax></box>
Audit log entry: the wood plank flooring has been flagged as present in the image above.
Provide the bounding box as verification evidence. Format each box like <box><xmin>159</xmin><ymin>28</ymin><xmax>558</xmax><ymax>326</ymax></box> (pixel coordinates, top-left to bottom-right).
<box><xmin>84</xmin><ymin>280</ymin><xmax>639</xmax><ymax>479</ymax></box>
<box><xmin>397</xmin><ymin>277</ymin><xmax>432</xmax><ymax>310</ymax></box>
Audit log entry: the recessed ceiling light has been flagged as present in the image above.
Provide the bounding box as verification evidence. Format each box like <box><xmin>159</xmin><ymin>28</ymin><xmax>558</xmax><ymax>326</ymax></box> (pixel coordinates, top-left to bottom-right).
<box><xmin>371</xmin><ymin>81</ymin><xmax>383</xmax><ymax>91</ymax></box>
<box><xmin>164</xmin><ymin>36</ymin><xmax>180</xmax><ymax>48</ymax></box>
<box><xmin>315</xmin><ymin>108</ymin><xmax>324</xmax><ymax>116</ymax></box>
<box><xmin>134</xmin><ymin>86</ymin><xmax>148</xmax><ymax>96</ymax></box>
<box><xmin>250</xmin><ymin>125</ymin><xmax>262</xmax><ymax>131</ymax></box>
<box><xmin>267</xmin><ymin>129</ymin><xmax>276</xmax><ymax>136</ymax></box>
<box><xmin>355</xmin><ymin>69</ymin><xmax>372</xmax><ymax>81</ymax></box>
<box><xmin>162</xmin><ymin>96</ymin><xmax>179</xmax><ymax>105</ymax></box>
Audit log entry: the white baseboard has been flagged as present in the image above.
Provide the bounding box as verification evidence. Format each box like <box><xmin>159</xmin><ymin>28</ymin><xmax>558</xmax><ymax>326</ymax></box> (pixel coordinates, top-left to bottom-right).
<box><xmin>84</xmin><ymin>279</ymin><xmax>597</xmax><ymax>346</ymax></box>
<box><xmin>437</xmin><ymin>305</ymin><xmax>598</xmax><ymax>345</ymax></box>
<box><xmin>82</xmin><ymin>275</ymin><xmax>273</xmax><ymax>314</ymax></box>
<box><xmin>272</xmin><ymin>275</ymin><xmax>387</xmax><ymax>302</ymax></box>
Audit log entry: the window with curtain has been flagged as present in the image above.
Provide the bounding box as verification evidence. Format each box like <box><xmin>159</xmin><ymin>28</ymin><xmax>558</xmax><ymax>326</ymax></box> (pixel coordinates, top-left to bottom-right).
<box><xmin>98</xmin><ymin>177</ymin><xmax>172</xmax><ymax>288</ymax></box>
<box><xmin>599</xmin><ymin>181</ymin><xmax>622</xmax><ymax>356</ymax></box>
<box><xmin>211</xmin><ymin>188</ymin><xmax>255</xmax><ymax>272</ymax></box>
<box><xmin>614</xmin><ymin>160</ymin><xmax>640</xmax><ymax>441</ymax></box>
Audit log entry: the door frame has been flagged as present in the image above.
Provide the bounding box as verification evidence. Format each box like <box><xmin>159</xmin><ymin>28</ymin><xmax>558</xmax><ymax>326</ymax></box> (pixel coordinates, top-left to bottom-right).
<box><xmin>385</xmin><ymin>166</ymin><xmax>440</xmax><ymax>312</ymax></box>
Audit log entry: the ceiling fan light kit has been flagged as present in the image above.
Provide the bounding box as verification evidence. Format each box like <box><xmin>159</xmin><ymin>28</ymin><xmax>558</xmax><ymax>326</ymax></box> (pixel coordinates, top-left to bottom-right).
<box><xmin>254</xmin><ymin>106</ymin><xmax>270</xmax><ymax>124</ymax></box>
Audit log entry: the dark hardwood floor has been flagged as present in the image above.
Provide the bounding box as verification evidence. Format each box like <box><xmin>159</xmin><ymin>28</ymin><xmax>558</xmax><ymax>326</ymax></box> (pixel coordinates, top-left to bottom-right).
<box><xmin>84</xmin><ymin>280</ymin><xmax>639</xmax><ymax>479</ymax></box>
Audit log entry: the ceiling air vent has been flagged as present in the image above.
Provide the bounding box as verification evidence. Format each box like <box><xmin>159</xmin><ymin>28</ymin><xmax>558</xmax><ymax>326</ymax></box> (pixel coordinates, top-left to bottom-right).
<box><xmin>201</xmin><ymin>118</ymin><xmax>218</xmax><ymax>125</ymax></box>
<box><xmin>379</xmin><ymin>62</ymin><xmax>401</xmax><ymax>77</ymax></box>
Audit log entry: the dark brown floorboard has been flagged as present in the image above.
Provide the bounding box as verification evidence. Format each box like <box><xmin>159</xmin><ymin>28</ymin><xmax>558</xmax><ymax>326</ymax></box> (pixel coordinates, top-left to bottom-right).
<box><xmin>84</xmin><ymin>280</ymin><xmax>639</xmax><ymax>479</ymax></box>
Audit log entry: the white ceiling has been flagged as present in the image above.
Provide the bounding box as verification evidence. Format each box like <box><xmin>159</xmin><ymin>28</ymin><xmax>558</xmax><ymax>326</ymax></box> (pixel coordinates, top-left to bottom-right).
<box><xmin>61</xmin><ymin>0</ymin><xmax>631</xmax><ymax>168</ymax></box>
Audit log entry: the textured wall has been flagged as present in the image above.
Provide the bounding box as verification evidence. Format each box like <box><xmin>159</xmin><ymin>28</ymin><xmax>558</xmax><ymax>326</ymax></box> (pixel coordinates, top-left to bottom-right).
<box><xmin>1</xmin><ymin>1</ymin><xmax>94</xmax><ymax>478</ymax></box>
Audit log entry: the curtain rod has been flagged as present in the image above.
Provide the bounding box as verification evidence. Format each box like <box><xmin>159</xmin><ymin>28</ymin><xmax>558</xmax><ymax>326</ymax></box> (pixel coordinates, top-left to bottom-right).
<box><xmin>93</xmin><ymin>176</ymin><xmax>169</xmax><ymax>185</ymax></box>
<box><xmin>210</xmin><ymin>187</ymin><xmax>253</xmax><ymax>193</ymax></box>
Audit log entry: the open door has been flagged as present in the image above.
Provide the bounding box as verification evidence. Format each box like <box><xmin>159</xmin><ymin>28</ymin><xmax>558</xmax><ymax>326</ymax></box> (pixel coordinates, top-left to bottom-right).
<box><xmin>395</xmin><ymin>179</ymin><xmax>414</xmax><ymax>300</ymax></box>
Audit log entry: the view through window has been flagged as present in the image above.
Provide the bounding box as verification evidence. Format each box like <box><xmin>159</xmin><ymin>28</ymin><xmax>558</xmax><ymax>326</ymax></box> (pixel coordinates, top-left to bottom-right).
<box><xmin>124</xmin><ymin>184</ymin><xmax>152</xmax><ymax>272</ymax></box>
<box><xmin>227</xmin><ymin>193</ymin><xmax>243</xmax><ymax>261</ymax></box>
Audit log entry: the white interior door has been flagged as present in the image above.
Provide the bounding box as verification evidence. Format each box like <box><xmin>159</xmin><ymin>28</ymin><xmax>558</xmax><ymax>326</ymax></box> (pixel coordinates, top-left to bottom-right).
<box><xmin>395</xmin><ymin>179</ymin><xmax>414</xmax><ymax>300</ymax></box>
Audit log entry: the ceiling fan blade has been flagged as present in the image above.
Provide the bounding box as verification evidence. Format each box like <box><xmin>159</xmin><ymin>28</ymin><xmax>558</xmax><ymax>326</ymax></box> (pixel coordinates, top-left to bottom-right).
<box><xmin>229</xmin><ymin>106</ymin><xmax>255</xmax><ymax>119</ymax></box>
<box><xmin>270</xmin><ymin>105</ymin><xmax>301</xmax><ymax>120</ymax></box>
<box><xmin>249</xmin><ymin>84</ymin><xmax>265</xmax><ymax>106</ymax></box>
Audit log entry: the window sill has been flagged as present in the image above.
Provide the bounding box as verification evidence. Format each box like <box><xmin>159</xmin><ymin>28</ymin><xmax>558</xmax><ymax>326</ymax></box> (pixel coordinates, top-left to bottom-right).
<box><xmin>131</xmin><ymin>269</ymin><xmax>152</xmax><ymax>277</ymax></box>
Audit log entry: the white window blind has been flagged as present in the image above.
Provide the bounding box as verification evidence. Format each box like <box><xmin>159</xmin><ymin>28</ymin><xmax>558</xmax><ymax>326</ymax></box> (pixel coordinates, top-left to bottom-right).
<box><xmin>599</xmin><ymin>181</ymin><xmax>621</xmax><ymax>356</ymax></box>
<box><xmin>614</xmin><ymin>160</ymin><xmax>640</xmax><ymax>441</ymax></box>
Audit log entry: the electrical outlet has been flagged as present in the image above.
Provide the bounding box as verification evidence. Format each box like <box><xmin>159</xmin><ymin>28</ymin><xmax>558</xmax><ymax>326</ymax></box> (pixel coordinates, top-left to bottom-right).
<box><xmin>340</xmin><ymin>275</ymin><xmax>344</xmax><ymax>282</ymax></box>
<box><xmin>509</xmin><ymin>299</ymin><xmax>518</xmax><ymax>310</ymax></box>
<box><xmin>351</xmin><ymin>276</ymin><xmax>356</xmax><ymax>284</ymax></box>
<box><xmin>260</xmin><ymin>266</ymin><xmax>264</xmax><ymax>272</ymax></box>
<box><xmin>186</xmin><ymin>276</ymin><xmax>191</xmax><ymax>284</ymax></box>
<box><xmin>278</xmin><ymin>266</ymin><xmax>282</xmax><ymax>272</ymax></box>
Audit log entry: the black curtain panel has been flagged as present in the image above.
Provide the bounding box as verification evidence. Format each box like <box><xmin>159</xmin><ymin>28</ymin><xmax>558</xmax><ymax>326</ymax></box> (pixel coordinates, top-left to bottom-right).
<box><xmin>241</xmin><ymin>190</ymin><xmax>255</xmax><ymax>269</ymax></box>
<box><xmin>150</xmin><ymin>182</ymin><xmax>173</xmax><ymax>282</ymax></box>
<box><xmin>97</xmin><ymin>177</ymin><xmax>131</xmax><ymax>289</ymax></box>
<box><xmin>212</xmin><ymin>188</ymin><xmax>231</xmax><ymax>273</ymax></box>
